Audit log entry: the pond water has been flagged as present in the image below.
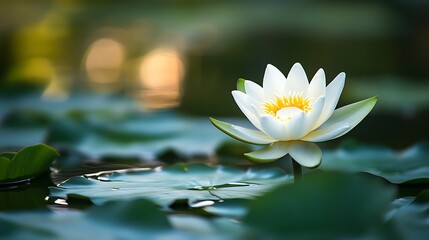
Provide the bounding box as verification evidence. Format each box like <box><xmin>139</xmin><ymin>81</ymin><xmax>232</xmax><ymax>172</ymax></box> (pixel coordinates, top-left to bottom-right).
<box><xmin>0</xmin><ymin>93</ymin><xmax>428</xmax><ymax>239</ymax></box>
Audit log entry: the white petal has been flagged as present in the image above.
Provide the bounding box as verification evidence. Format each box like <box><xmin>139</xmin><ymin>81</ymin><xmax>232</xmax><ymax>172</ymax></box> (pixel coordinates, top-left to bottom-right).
<box><xmin>288</xmin><ymin>141</ymin><xmax>322</xmax><ymax>168</ymax></box>
<box><xmin>314</xmin><ymin>72</ymin><xmax>345</xmax><ymax>128</ymax></box>
<box><xmin>305</xmin><ymin>96</ymin><xmax>325</xmax><ymax>132</ymax></box>
<box><xmin>286</xmin><ymin>63</ymin><xmax>309</xmax><ymax>92</ymax></box>
<box><xmin>308</xmin><ymin>96</ymin><xmax>377</xmax><ymax>142</ymax></box>
<box><xmin>244</xmin><ymin>80</ymin><xmax>264</xmax><ymax>102</ymax></box>
<box><xmin>244</xmin><ymin>142</ymin><xmax>288</xmax><ymax>163</ymax></box>
<box><xmin>246</xmin><ymin>94</ymin><xmax>265</xmax><ymax>117</ymax></box>
<box><xmin>209</xmin><ymin>118</ymin><xmax>275</xmax><ymax>145</ymax></box>
<box><xmin>301</xmin><ymin>123</ymin><xmax>350</xmax><ymax>142</ymax></box>
<box><xmin>260</xmin><ymin>115</ymin><xmax>287</xmax><ymax>140</ymax></box>
<box><xmin>232</xmin><ymin>90</ymin><xmax>261</xmax><ymax>129</ymax></box>
<box><xmin>263</xmin><ymin>64</ymin><xmax>286</xmax><ymax>100</ymax></box>
<box><xmin>305</xmin><ymin>68</ymin><xmax>326</xmax><ymax>99</ymax></box>
<box><xmin>284</xmin><ymin>111</ymin><xmax>307</xmax><ymax>140</ymax></box>
<box><xmin>231</xmin><ymin>125</ymin><xmax>276</xmax><ymax>143</ymax></box>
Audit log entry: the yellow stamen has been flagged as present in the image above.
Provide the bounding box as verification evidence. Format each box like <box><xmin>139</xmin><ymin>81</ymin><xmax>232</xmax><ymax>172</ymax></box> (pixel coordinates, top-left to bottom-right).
<box><xmin>262</xmin><ymin>92</ymin><xmax>313</xmax><ymax>116</ymax></box>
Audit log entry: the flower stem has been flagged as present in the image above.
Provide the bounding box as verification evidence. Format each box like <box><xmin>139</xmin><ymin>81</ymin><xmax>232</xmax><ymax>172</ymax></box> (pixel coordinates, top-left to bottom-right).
<box><xmin>292</xmin><ymin>159</ymin><xmax>302</xmax><ymax>181</ymax></box>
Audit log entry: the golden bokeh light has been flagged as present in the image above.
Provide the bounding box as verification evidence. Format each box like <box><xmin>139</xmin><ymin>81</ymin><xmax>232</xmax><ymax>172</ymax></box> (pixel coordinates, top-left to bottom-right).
<box><xmin>137</xmin><ymin>48</ymin><xmax>184</xmax><ymax>110</ymax></box>
<box><xmin>85</xmin><ymin>38</ymin><xmax>126</xmax><ymax>89</ymax></box>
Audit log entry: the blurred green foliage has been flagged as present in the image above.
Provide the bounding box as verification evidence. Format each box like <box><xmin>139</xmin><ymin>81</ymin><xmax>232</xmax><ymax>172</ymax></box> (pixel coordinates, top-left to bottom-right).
<box><xmin>0</xmin><ymin>0</ymin><xmax>428</xmax><ymax>115</ymax></box>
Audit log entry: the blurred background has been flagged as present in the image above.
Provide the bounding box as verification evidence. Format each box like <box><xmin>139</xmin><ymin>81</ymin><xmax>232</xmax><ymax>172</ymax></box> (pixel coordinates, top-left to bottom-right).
<box><xmin>0</xmin><ymin>0</ymin><xmax>428</xmax><ymax>158</ymax></box>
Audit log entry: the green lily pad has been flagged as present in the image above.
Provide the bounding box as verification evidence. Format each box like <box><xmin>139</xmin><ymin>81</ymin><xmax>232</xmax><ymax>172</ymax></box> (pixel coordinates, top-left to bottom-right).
<box><xmin>386</xmin><ymin>189</ymin><xmax>429</xmax><ymax>239</ymax></box>
<box><xmin>244</xmin><ymin>171</ymin><xmax>396</xmax><ymax>239</ymax></box>
<box><xmin>321</xmin><ymin>143</ymin><xmax>429</xmax><ymax>183</ymax></box>
<box><xmin>0</xmin><ymin>199</ymin><xmax>170</xmax><ymax>239</ymax></box>
<box><xmin>45</xmin><ymin>111</ymin><xmax>232</xmax><ymax>160</ymax></box>
<box><xmin>0</xmin><ymin>198</ymin><xmax>245</xmax><ymax>240</ymax></box>
<box><xmin>2</xmin><ymin>109</ymin><xmax>52</xmax><ymax>128</ymax></box>
<box><xmin>0</xmin><ymin>144</ymin><xmax>59</xmax><ymax>184</ymax></box>
<box><xmin>203</xmin><ymin>199</ymin><xmax>249</xmax><ymax>218</ymax></box>
<box><xmin>0</xmin><ymin>94</ymin><xmax>234</xmax><ymax>160</ymax></box>
<box><xmin>49</xmin><ymin>164</ymin><xmax>292</xmax><ymax>207</ymax></box>
<box><xmin>169</xmin><ymin>214</ymin><xmax>247</xmax><ymax>238</ymax></box>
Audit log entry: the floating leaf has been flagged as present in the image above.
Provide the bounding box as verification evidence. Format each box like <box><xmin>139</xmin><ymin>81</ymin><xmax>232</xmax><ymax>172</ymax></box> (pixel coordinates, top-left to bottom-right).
<box><xmin>386</xmin><ymin>189</ymin><xmax>429</xmax><ymax>239</ymax></box>
<box><xmin>0</xmin><ymin>199</ymin><xmax>169</xmax><ymax>239</ymax></box>
<box><xmin>0</xmin><ymin>94</ymin><xmax>235</xmax><ymax>160</ymax></box>
<box><xmin>0</xmin><ymin>144</ymin><xmax>59</xmax><ymax>184</ymax></box>
<box><xmin>203</xmin><ymin>199</ymin><xmax>249</xmax><ymax>218</ymax></box>
<box><xmin>0</xmin><ymin>198</ymin><xmax>245</xmax><ymax>240</ymax></box>
<box><xmin>245</xmin><ymin>171</ymin><xmax>396</xmax><ymax>239</ymax></box>
<box><xmin>45</xmin><ymin>111</ymin><xmax>233</xmax><ymax>159</ymax></box>
<box><xmin>321</xmin><ymin>142</ymin><xmax>429</xmax><ymax>183</ymax></box>
<box><xmin>2</xmin><ymin>109</ymin><xmax>52</xmax><ymax>128</ymax></box>
<box><xmin>50</xmin><ymin>164</ymin><xmax>291</xmax><ymax>207</ymax></box>
<box><xmin>169</xmin><ymin>214</ymin><xmax>247</xmax><ymax>237</ymax></box>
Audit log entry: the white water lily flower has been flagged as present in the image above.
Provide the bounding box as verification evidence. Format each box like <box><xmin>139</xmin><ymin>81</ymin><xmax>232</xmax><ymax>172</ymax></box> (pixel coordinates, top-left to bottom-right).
<box><xmin>210</xmin><ymin>63</ymin><xmax>377</xmax><ymax>168</ymax></box>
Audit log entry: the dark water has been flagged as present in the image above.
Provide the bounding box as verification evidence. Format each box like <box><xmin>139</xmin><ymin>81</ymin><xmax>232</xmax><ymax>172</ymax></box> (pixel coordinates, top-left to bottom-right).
<box><xmin>0</xmin><ymin>175</ymin><xmax>52</xmax><ymax>211</ymax></box>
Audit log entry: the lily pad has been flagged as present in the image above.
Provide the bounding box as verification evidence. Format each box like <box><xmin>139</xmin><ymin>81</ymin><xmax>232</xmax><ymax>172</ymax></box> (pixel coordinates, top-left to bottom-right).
<box><xmin>0</xmin><ymin>199</ymin><xmax>171</xmax><ymax>240</ymax></box>
<box><xmin>0</xmin><ymin>144</ymin><xmax>59</xmax><ymax>184</ymax></box>
<box><xmin>49</xmin><ymin>164</ymin><xmax>292</xmax><ymax>207</ymax></box>
<box><xmin>0</xmin><ymin>94</ymin><xmax>235</xmax><ymax>160</ymax></box>
<box><xmin>321</xmin><ymin>142</ymin><xmax>429</xmax><ymax>183</ymax></box>
<box><xmin>244</xmin><ymin>171</ymin><xmax>396</xmax><ymax>239</ymax></box>
<box><xmin>203</xmin><ymin>199</ymin><xmax>249</xmax><ymax>218</ymax></box>
<box><xmin>0</xmin><ymin>198</ymin><xmax>245</xmax><ymax>240</ymax></box>
<box><xmin>386</xmin><ymin>189</ymin><xmax>429</xmax><ymax>239</ymax></box>
<box><xmin>46</xmin><ymin>111</ymin><xmax>233</xmax><ymax>160</ymax></box>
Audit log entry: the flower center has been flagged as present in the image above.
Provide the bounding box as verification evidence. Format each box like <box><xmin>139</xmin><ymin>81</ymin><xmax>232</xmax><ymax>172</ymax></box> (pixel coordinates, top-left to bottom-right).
<box><xmin>262</xmin><ymin>92</ymin><xmax>313</xmax><ymax>119</ymax></box>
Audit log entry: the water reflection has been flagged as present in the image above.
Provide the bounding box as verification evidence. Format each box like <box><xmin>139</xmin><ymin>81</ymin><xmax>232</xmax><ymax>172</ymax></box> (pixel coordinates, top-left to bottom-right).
<box><xmin>0</xmin><ymin>176</ymin><xmax>52</xmax><ymax>211</ymax></box>
<box><xmin>85</xmin><ymin>38</ymin><xmax>126</xmax><ymax>91</ymax></box>
<box><xmin>137</xmin><ymin>48</ymin><xmax>184</xmax><ymax>110</ymax></box>
<box><xmin>42</xmin><ymin>77</ymin><xmax>69</xmax><ymax>100</ymax></box>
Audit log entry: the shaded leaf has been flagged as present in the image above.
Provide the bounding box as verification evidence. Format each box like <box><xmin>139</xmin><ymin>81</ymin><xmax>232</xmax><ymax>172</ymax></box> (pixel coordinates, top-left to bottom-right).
<box><xmin>245</xmin><ymin>171</ymin><xmax>396</xmax><ymax>239</ymax></box>
<box><xmin>387</xmin><ymin>189</ymin><xmax>429</xmax><ymax>239</ymax></box>
<box><xmin>321</xmin><ymin>142</ymin><xmax>429</xmax><ymax>183</ymax></box>
<box><xmin>0</xmin><ymin>199</ymin><xmax>170</xmax><ymax>240</ymax></box>
<box><xmin>0</xmin><ymin>198</ymin><xmax>246</xmax><ymax>240</ymax></box>
<box><xmin>0</xmin><ymin>94</ymin><xmax>234</xmax><ymax>160</ymax></box>
<box><xmin>47</xmin><ymin>111</ymin><xmax>231</xmax><ymax>159</ymax></box>
<box><xmin>203</xmin><ymin>199</ymin><xmax>249</xmax><ymax>218</ymax></box>
<box><xmin>169</xmin><ymin>214</ymin><xmax>247</xmax><ymax>237</ymax></box>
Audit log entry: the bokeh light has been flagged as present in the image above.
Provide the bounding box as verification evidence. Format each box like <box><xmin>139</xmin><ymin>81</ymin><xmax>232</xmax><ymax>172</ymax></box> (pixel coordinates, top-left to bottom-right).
<box><xmin>85</xmin><ymin>38</ymin><xmax>126</xmax><ymax>91</ymax></box>
<box><xmin>137</xmin><ymin>48</ymin><xmax>184</xmax><ymax>110</ymax></box>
